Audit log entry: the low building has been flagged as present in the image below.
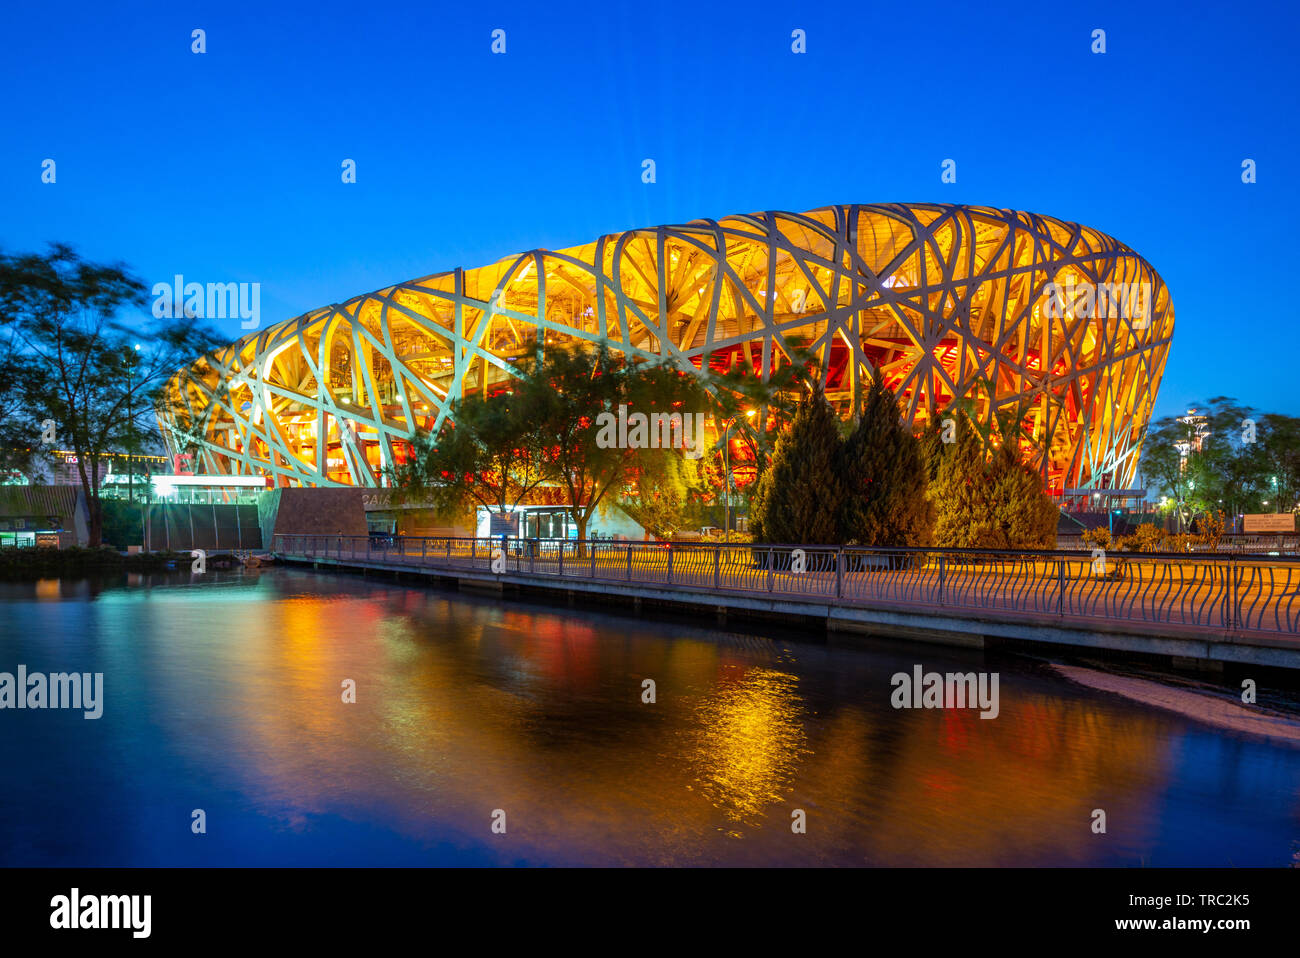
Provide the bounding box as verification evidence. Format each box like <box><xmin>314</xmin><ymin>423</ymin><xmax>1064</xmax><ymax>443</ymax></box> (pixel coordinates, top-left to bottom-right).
<box><xmin>0</xmin><ymin>486</ymin><xmax>88</xmax><ymax>548</ymax></box>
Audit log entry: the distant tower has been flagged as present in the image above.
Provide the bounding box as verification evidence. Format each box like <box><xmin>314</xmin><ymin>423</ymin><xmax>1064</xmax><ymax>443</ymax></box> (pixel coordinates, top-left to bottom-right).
<box><xmin>1174</xmin><ymin>409</ymin><xmax>1210</xmax><ymax>472</ymax></box>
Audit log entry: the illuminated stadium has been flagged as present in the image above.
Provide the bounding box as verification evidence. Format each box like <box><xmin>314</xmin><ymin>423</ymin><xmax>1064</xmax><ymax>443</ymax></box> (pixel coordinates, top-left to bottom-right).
<box><xmin>158</xmin><ymin>203</ymin><xmax>1173</xmax><ymax>492</ymax></box>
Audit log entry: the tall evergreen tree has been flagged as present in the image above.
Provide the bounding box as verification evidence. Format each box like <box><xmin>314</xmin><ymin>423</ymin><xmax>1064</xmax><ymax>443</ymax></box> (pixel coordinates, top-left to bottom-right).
<box><xmin>987</xmin><ymin>443</ymin><xmax>1061</xmax><ymax>548</ymax></box>
<box><xmin>917</xmin><ymin>416</ymin><xmax>945</xmax><ymax>484</ymax></box>
<box><xmin>929</xmin><ymin>411</ymin><xmax>1060</xmax><ymax>549</ymax></box>
<box><xmin>837</xmin><ymin>371</ymin><xmax>934</xmax><ymax>546</ymax></box>
<box><xmin>929</xmin><ymin>411</ymin><xmax>996</xmax><ymax>548</ymax></box>
<box><xmin>749</xmin><ymin>386</ymin><xmax>844</xmax><ymax>543</ymax></box>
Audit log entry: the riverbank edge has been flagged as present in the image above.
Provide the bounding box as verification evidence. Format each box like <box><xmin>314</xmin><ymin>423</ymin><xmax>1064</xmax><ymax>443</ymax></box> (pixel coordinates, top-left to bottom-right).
<box><xmin>0</xmin><ymin>546</ymin><xmax>195</xmax><ymax>580</ymax></box>
<box><xmin>274</xmin><ymin>552</ymin><xmax>1300</xmax><ymax>675</ymax></box>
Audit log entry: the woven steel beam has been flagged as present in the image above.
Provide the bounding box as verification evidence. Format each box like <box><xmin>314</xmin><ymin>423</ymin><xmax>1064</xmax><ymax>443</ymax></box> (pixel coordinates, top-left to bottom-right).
<box><xmin>158</xmin><ymin>203</ymin><xmax>1173</xmax><ymax>491</ymax></box>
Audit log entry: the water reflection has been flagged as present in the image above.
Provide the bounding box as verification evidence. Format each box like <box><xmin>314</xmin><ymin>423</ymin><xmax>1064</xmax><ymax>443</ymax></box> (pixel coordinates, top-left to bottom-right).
<box><xmin>686</xmin><ymin>667</ymin><xmax>810</xmax><ymax>828</ymax></box>
<box><xmin>0</xmin><ymin>568</ymin><xmax>1298</xmax><ymax>866</ymax></box>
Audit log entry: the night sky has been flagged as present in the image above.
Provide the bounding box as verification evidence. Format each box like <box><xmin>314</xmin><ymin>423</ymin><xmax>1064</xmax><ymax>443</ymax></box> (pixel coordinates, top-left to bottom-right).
<box><xmin>2</xmin><ymin>0</ymin><xmax>1295</xmax><ymax>419</ymax></box>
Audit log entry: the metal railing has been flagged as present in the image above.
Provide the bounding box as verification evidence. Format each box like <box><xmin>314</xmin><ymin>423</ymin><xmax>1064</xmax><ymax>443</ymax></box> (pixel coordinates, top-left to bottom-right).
<box><xmin>1056</xmin><ymin>533</ymin><xmax>1300</xmax><ymax>554</ymax></box>
<box><xmin>274</xmin><ymin>534</ymin><xmax>1300</xmax><ymax>639</ymax></box>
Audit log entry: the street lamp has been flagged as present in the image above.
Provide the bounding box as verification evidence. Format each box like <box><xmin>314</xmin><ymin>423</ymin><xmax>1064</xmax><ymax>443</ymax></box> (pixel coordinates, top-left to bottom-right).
<box><xmin>127</xmin><ymin>344</ymin><xmax>141</xmax><ymax>503</ymax></box>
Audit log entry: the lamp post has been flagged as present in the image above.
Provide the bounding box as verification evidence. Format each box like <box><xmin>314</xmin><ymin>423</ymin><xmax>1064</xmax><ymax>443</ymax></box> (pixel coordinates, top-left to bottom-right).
<box><xmin>722</xmin><ymin>425</ymin><xmax>731</xmax><ymax>539</ymax></box>
<box><xmin>126</xmin><ymin>343</ymin><xmax>141</xmax><ymax>503</ymax></box>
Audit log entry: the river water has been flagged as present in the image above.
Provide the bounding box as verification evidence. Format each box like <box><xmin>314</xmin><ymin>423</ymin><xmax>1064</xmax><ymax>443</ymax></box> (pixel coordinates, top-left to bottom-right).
<box><xmin>2</xmin><ymin>568</ymin><xmax>1298</xmax><ymax>866</ymax></box>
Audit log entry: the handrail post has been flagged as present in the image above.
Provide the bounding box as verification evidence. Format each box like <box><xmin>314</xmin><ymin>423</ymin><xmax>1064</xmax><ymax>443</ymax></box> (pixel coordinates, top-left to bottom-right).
<box><xmin>471</xmin><ymin>538</ymin><xmax>476</xmax><ymax>564</ymax></box>
<box><xmin>1228</xmin><ymin>556</ymin><xmax>1237</xmax><ymax>631</ymax></box>
<box><xmin>836</xmin><ymin>548</ymin><xmax>843</xmax><ymax>599</ymax></box>
<box><xmin>667</xmin><ymin>544</ymin><xmax>673</xmax><ymax>585</ymax></box>
<box><xmin>421</xmin><ymin>538</ymin><xmax>427</xmax><ymax>562</ymax></box>
<box><xmin>627</xmin><ymin>543</ymin><xmax>632</xmax><ymax>580</ymax></box>
<box><xmin>937</xmin><ymin>554</ymin><xmax>944</xmax><ymax>606</ymax></box>
<box><xmin>559</xmin><ymin>540</ymin><xmax>564</xmax><ymax>577</ymax></box>
<box><xmin>768</xmin><ymin>548</ymin><xmax>774</xmax><ymax>592</ymax></box>
<box><xmin>714</xmin><ymin>546</ymin><xmax>720</xmax><ymax>590</ymax></box>
<box><xmin>1057</xmin><ymin>558</ymin><xmax>1065</xmax><ymax>615</ymax></box>
<box><xmin>591</xmin><ymin>541</ymin><xmax>597</xmax><ymax>578</ymax></box>
<box><xmin>1221</xmin><ymin>558</ymin><xmax>1228</xmax><ymax>629</ymax></box>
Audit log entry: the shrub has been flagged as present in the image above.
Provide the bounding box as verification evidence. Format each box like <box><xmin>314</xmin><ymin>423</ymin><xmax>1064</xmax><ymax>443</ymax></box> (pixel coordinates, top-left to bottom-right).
<box><xmin>1081</xmin><ymin>526</ymin><xmax>1111</xmax><ymax>550</ymax></box>
<box><xmin>0</xmin><ymin>546</ymin><xmax>188</xmax><ymax>580</ymax></box>
<box><xmin>930</xmin><ymin>413</ymin><xmax>1059</xmax><ymax>550</ymax></box>
<box><xmin>1117</xmin><ymin>523</ymin><xmax>1167</xmax><ymax>553</ymax></box>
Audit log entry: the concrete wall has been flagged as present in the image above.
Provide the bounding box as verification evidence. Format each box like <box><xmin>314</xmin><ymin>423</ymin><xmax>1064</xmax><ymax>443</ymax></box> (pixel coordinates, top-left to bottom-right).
<box><xmin>589</xmin><ymin>506</ymin><xmax>647</xmax><ymax>540</ymax></box>
<box><xmin>258</xmin><ymin>487</ymin><xmax>368</xmax><ymax>546</ymax></box>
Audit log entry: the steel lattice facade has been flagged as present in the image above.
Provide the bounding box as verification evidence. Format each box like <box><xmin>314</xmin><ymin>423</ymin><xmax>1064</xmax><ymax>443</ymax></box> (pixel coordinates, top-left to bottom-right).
<box><xmin>159</xmin><ymin>203</ymin><xmax>1173</xmax><ymax>491</ymax></box>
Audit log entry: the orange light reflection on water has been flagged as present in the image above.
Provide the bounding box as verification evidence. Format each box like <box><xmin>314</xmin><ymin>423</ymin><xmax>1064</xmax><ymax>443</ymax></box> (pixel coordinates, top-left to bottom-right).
<box><xmin>119</xmin><ymin>580</ymin><xmax>1298</xmax><ymax>865</ymax></box>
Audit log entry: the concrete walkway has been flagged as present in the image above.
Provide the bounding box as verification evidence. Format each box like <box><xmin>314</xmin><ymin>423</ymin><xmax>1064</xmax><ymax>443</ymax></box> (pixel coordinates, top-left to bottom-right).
<box><xmin>274</xmin><ymin>537</ymin><xmax>1300</xmax><ymax>671</ymax></box>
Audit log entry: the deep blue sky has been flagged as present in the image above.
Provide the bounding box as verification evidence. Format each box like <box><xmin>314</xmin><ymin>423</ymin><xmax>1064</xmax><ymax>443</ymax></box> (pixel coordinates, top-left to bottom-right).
<box><xmin>2</xmin><ymin>0</ymin><xmax>1296</xmax><ymax>420</ymax></box>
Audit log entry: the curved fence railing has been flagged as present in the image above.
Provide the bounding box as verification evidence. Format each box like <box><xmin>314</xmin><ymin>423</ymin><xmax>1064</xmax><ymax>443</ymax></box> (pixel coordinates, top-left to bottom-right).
<box><xmin>1055</xmin><ymin>533</ymin><xmax>1300</xmax><ymax>554</ymax></box>
<box><xmin>273</xmin><ymin>535</ymin><xmax>1300</xmax><ymax>639</ymax></box>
